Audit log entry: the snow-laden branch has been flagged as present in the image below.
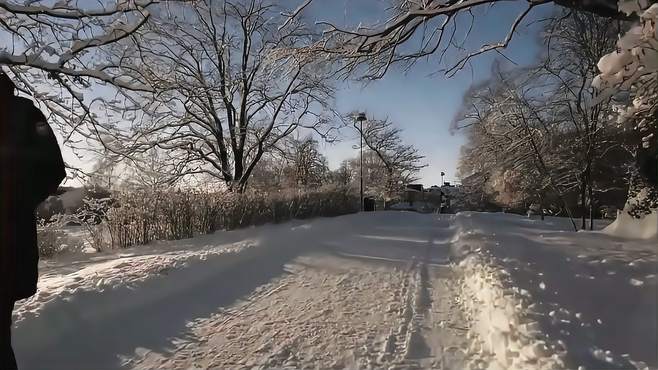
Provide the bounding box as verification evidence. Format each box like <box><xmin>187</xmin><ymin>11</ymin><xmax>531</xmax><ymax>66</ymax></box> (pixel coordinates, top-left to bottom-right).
<box><xmin>352</xmin><ymin>116</ymin><xmax>426</xmax><ymax>196</ymax></box>
<box><xmin>593</xmin><ymin>3</ymin><xmax>657</xmax><ymax>127</ymax></box>
<box><xmin>0</xmin><ymin>1</ymin><xmax>190</xmax><ymax>91</ymax></box>
<box><xmin>0</xmin><ymin>51</ymin><xmax>150</xmax><ymax>91</ymax></box>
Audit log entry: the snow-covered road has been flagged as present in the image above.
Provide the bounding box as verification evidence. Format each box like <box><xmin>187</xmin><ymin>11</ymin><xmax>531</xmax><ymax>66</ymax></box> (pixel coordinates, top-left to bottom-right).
<box><xmin>12</xmin><ymin>211</ymin><xmax>656</xmax><ymax>370</ymax></box>
<box><xmin>13</xmin><ymin>212</ymin><xmax>470</xmax><ymax>370</ymax></box>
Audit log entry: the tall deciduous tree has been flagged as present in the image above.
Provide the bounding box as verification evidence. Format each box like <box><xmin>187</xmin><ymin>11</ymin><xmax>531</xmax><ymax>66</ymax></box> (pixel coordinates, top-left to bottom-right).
<box><xmin>122</xmin><ymin>0</ymin><xmax>338</xmax><ymax>192</ymax></box>
<box><xmin>289</xmin><ymin>137</ymin><xmax>329</xmax><ymax>189</ymax></box>
<box><xmin>539</xmin><ymin>10</ymin><xmax>621</xmax><ymax>228</ymax></box>
<box><xmin>594</xmin><ymin>2</ymin><xmax>657</xmax><ymax>219</ymax></box>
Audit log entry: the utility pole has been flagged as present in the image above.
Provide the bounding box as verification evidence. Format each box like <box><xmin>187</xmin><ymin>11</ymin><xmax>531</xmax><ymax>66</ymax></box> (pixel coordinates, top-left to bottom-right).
<box><xmin>357</xmin><ymin>112</ymin><xmax>367</xmax><ymax>212</ymax></box>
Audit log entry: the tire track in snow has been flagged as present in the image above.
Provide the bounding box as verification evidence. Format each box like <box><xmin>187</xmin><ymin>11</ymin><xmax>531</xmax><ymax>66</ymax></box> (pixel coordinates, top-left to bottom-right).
<box><xmin>131</xmin><ymin>254</ymin><xmax>411</xmax><ymax>369</ymax></box>
<box><xmin>376</xmin><ymin>258</ymin><xmax>432</xmax><ymax>369</ymax></box>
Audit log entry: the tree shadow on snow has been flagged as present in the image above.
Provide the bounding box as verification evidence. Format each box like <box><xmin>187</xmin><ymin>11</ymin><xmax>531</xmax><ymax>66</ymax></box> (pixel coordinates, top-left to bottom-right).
<box><xmin>13</xmin><ymin>233</ymin><xmax>305</xmax><ymax>370</ymax></box>
<box><xmin>488</xmin><ymin>227</ymin><xmax>656</xmax><ymax>369</ymax></box>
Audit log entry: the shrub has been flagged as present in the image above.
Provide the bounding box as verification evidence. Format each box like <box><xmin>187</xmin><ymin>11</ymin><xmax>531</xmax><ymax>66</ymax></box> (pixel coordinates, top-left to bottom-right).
<box><xmin>37</xmin><ymin>226</ymin><xmax>66</xmax><ymax>258</ymax></box>
<box><xmin>37</xmin><ymin>215</ymin><xmax>72</xmax><ymax>258</ymax></box>
<box><xmin>103</xmin><ymin>186</ymin><xmax>359</xmax><ymax>249</ymax></box>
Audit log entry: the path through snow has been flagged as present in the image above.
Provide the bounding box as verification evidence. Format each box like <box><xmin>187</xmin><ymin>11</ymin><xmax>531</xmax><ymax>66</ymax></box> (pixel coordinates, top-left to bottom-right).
<box><xmin>13</xmin><ymin>211</ymin><xmax>655</xmax><ymax>370</ymax></box>
<box><xmin>14</xmin><ymin>212</ymin><xmax>469</xmax><ymax>370</ymax></box>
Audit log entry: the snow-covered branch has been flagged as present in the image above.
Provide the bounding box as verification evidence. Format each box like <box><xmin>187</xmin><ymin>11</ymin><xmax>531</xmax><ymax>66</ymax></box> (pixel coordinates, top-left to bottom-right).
<box><xmin>299</xmin><ymin>0</ymin><xmax>633</xmax><ymax>79</ymax></box>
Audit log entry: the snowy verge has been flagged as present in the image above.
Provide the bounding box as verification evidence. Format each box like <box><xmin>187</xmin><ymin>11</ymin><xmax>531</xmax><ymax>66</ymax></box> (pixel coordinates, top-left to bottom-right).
<box><xmin>14</xmin><ymin>238</ymin><xmax>258</xmax><ymax>326</ymax></box>
<box><xmin>14</xmin><ymin>213</ymin><xmax>380</xmax><ymax>329</ymax></box>
<box><xmin>603</xmin><ymin>187</ymin><xmax>658</xmax><ymax>239</ymax></box>
<box><xmin>451</xmin><ymin>214</ymin><xmax>565</xmax><ymax>370</ymax></box>
<box><xmin>451</xmin><ymin>212</ymin><xmax>656</xmax><ymax>370</ymax></box>
<box><xmin>458</xmin><ymin>255</ymin><xmax>567</xmax><ymax>370</ymax></box>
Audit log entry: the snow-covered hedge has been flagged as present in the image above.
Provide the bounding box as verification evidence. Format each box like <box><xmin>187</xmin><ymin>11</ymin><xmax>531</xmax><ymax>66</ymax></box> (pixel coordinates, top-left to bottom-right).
<box><xmin>104</xmin><ymin>187</ymin><xmax>359</xmax><ymax>249</ymax></box>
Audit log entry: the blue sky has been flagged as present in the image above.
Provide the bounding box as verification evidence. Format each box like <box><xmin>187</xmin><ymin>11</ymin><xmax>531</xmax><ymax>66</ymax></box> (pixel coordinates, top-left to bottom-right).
<box><xmin>301</xmin><ymin>0</ymin><xmax>557</xmax><ymax>186</ymax></box>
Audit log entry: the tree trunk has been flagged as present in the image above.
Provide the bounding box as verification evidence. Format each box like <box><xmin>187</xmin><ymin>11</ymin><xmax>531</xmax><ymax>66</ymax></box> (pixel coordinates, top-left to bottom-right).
<box><xmin>580</xmin><ymin>174</ymin><xmax>587</xmax><ymax>230</ymax></box>
<box><xmin>588</xmin><ymin>181</ymin><xmax>594</xmax><ymax>230</ymax></box>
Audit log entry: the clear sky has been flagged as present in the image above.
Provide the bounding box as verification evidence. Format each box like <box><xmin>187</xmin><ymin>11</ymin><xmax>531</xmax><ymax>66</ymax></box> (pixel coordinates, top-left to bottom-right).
<box><xmin>301</xmin><ymin>0</ymin><xmax>557</xmax><ymax>186</ymax></box>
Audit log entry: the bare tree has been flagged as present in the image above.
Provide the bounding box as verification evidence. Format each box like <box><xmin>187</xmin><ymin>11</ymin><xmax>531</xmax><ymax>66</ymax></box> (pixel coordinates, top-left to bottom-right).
<box><xmin>122</xmin><ymin>0</ymin><xmax>338</xmax><ymax>192</ymax></box>
<box><xmin>355</xmin><ymin>117</ymin><xmax>426</xmax><ymax>206</ymax></box>
<box><xmin>453</xmin><ymin>10</ymin><xmax>637</xmax><ymax>228</ymax></box>
<box><xmin>455</xmin><ymin>65</ymin><xmax>581</xmax><ymax>228</ymax></box>
<box><xmin>290</xmin><ymin>0</ymin><xmax>630</xmax><ymax>79</ymax></box>
<box><xmin>540</xmin><ymin>10</ymin><xmax>620</xmax><ymax>228</ymax></box>
<box><xmin>288</xmin><ymin>137</ymin><xmax>329</xmax><ymax>189</ymax></box>
<box><xmin>120</xmin><ymin>147</ymin><xmax>189</xmax><ymax>191</ymax></box>
<box><xmin>330</xmin><ymin>159</ymin><xmax>354</xmax><ymax>187</ymax></box>
<box><xmin>248</xmin><ymin>154</ymin><xmax>288</xmax><ymax>192</ymax></box>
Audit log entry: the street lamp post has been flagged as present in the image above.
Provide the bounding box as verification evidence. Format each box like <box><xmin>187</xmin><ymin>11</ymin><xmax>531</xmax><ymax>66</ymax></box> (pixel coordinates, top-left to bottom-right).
<box><xmin>440</xmin><ymin>171</ymin><xmax>446</xmax><ymax>214</ymax></box>
<box><xmin>356</xmin><ymin>112</ymin><xmax>367</xmax><ymax>212</ymax></box>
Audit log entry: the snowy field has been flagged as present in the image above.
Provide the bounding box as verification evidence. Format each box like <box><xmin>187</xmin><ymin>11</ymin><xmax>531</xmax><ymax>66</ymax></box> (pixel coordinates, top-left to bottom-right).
<box><xmin>12</xmin><ymin>212</ymin><xmax>656</xmax><ymax>370</ymax></box>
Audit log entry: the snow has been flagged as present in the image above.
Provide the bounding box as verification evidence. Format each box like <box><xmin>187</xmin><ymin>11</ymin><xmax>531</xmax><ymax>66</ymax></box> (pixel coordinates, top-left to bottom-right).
<box><xmin>453</xmin><ymin>212</ymin><xmax>656</xmax><ymax>370</ymax></box>
<box><xmin>14</xmin><ymin>213</ymin><xmax>467</xmax><ymax>370</ymax></box>
<box><xmin>604</xmin><ymin>209</ymin><xmax>657</xmax><ymax>239</ymax></box>
<box><xmin>12</xmin><ymin>212</ymin><xmax>656</xmax><ymax>370</ymax></box>
<box><xmin>594</xmin><ymin>2</ymin><xmax>657</xmax><ymax>125</ymax></box>
<box><xmin>619</xmin><ymin>0</ymin><xmax>652</xmax><ymax>16</ymax></box>
<box><xmin>604</xmin><ymin>188</ymin><xmax>658</xmax><ymax>239</ymax></box>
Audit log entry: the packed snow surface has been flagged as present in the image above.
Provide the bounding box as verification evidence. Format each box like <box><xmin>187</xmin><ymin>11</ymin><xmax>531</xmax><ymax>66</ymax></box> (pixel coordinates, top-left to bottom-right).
<box><xmin>13</xmin><ymin>212</ymin><xmax>656</xmax><ymax>370</ymax></box>
<box><xmin>453</xmin><ymin>212</ymin><xmax>656</xmax><ymax>370</ymax></box>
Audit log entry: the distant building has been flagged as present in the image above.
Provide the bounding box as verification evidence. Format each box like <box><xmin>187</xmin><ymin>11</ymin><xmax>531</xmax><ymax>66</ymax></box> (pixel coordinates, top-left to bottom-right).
<box><xmin>403</xmin><ymin>184</ymin><xmax>423</xmax><ymax>204</ymax></box>
<box><xmin>428</xmin><ymin>185</ymin><xmax>442</xmax><ymax>193</ymax></box>
<box><xmin>406</xmin><ymin>184</ymin><xmax>424</xmax><ymax>192</ymax></box>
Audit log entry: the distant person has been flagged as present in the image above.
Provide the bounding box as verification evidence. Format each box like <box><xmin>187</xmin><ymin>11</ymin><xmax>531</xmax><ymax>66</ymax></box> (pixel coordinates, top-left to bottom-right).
<box><xmin>1</xmin><ymin>72</ymin><xmax>66</xmax><ymax>369</ymax></box>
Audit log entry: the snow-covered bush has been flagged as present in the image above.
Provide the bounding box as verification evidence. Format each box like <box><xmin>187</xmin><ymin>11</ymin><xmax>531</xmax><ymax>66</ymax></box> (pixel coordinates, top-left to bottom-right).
<box><xmin>36</xmin><ymin>224</ymin><xmax>66</xmax><ymax>258</ymax></box>
<box><xmin>104</xmin><ymin>187</ymin><xmax>359</xmax><ymax>249</ymax></box>
<box><xmin>594</xmin><ymin>1</ymin><xmax>658</xmax><ymax>222</ymax></box>
<box><xmin>36</xmin><ymin>215</ymin><xmax>73</xmax><ymax>258</ymax></box>
<box><xmin>70</xmin><ymin>198</ymin><xmax>113</xmax><ymax>252</ymax></box>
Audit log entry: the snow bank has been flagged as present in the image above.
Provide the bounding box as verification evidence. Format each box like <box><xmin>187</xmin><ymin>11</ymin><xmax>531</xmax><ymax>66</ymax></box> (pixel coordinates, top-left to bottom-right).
<box><xmin>604</xmin><ymin>210</ymin><xmax>657</xmax><ymax>240</ymax></box>
<box><xmin>458</xmin><ymin>255</ymin><xmax>567</xmax><ymax>370</ymax></box>
<box><xmin>452</xmin><ymin>212</ymin><xmax>657</xmax><ymax>370</ymax></box>
<box><xmin>451</xmin><ymin>213</ymin><xmax>565</xmax><ymax>370</ymax></box>
<box><xmin>14</xmin><ymin>217</ymin><xmax>350</xmax><ymax>370</ymax></box>
<box><xmin>604</xmin><ymin>188</ymin><xmax>658</xmax><ymax>239</ymax></box>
